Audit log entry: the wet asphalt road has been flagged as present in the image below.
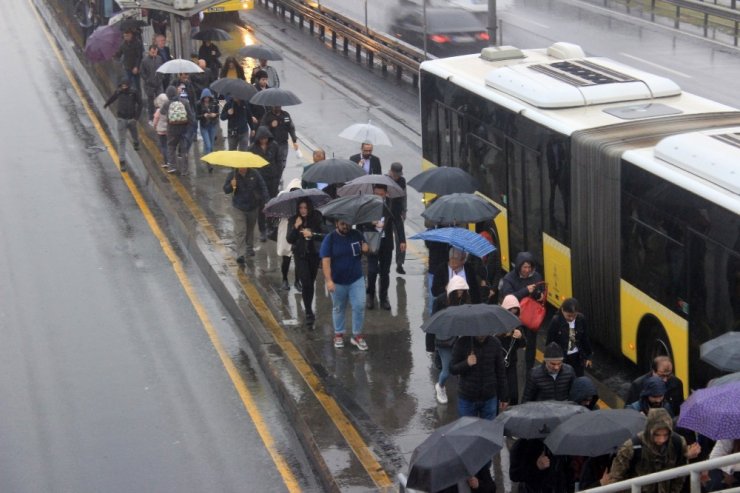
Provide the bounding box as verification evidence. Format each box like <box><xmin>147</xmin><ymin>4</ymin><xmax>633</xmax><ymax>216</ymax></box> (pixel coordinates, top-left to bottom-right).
<box><xmin>0</xmin><ymin>2</ymin><xmax>319</xmax><ymax>491</ymax></box>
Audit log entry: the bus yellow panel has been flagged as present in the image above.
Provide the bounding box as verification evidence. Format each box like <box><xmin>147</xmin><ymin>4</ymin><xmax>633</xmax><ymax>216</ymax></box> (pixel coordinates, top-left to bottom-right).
<box><xmin>620</xmin><ymin>280</ymin><xmax>689</xmax><ymax>394</ymax></box>
<box><xmin>205</xmin><ymin>0</ymin><xmax>254</xmax><ymax>12</ymax></box>
<box><xmin>542</xmin><ymin>233</ymin><xmax>572</xmax><ymax>308</ymax></box>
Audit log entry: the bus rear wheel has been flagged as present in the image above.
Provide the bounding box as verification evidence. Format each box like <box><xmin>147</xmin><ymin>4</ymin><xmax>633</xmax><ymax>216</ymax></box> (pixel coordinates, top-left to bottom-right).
<box><xmin>637</xmin><ymin>318</ymin><xmax>672</xmax><ymax>373</ymax></box>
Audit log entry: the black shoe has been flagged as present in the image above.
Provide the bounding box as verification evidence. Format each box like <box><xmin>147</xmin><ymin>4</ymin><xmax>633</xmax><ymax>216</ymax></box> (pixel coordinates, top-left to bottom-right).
<box><xmin>120</xmin><ymin>160</ymin><xmax>126</xmax><ymax>172</ymax></box>
<box><xmin>380</xmin><ymin>299</ymin><xmax>392</xmax><ymax>311</ymax></box>
<box><xmin>259</xmin><ymin>233</ymin><xmax>267</xmax><ymax>242</ymax></box>
<box><xmin>366</xmin><ymin>294</ymin><xmax>374</xmax><ymax>310</ymax></box>
<box><xmin>246</xmin><ymin>249</ymin><xmax>256</xmax><ymax>257</ymax></box>
<box><xmin>280</xmin><ymin>280</ymin><xmax>290</xmax><ymax>291</ymax></box>
<box><xmin>236</xmin><ymin>256</ymin><xmax>245</xmax><ymax>265</ymax></box>
<box><xmin>305</xmin><ymin>312</ymin><xmax>315</xmax><ymax>325</ymax></box>
<box><xmin>133</xmin><ymin>142</ymin><xmax>140</xmax><ymax>151</ymax></box>
<box><xmin>396</xmin><ymin>265</ymin><xmax>406</xmax><ymax>275</ymax></box>
<box><xmin>294</xmin><ymin>281</ymin><xmax>302</xmax><ymax>293</ymax></box>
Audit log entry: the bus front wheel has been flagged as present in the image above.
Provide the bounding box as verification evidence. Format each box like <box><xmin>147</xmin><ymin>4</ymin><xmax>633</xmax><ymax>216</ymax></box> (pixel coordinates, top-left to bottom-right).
<box><xmin>637</xmin><ymin>318</ymin><xmax>672</xmax><ymax>373</ymax></box>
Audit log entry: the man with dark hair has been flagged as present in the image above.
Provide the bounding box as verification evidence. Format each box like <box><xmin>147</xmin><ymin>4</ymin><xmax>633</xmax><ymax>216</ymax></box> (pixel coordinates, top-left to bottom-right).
<box><xmin>358</xmin><ymin>184</ymin><xmax>405</xmax><ymax>311</ymax></box>
<box><xmin>546</xmin><ymin>297</ymin><xmax>593</xmax><ymax>377</ymax></box>
<box><xmin>115</xmin><ymin>30</ymin><xmax>143</xmax><ymax>91</ymax></box>
<box><xmin>139</xmin><ymin>44</ymin><xmax>162</xmax><ymax>123</ymax></box>
<box><xmin>626</xmin><ymin>356</ymin><xmax>684</xmax><ymax>416</ymax></box>
<box><xmin>103</xmin><ymin>78</ymin><xmax>142</xmax><ymax>172</ymax></box>
<box><xmin>521</xmin><ymin>342</ymin><xmax>576</xmax><ymax>403</ymax></box>
<box><xmin>350</xmin><ymin>142</ymin><xmax>381</xmax><ymax>175</ymax></box>
<box><xmin>260</xmin><ymin>105</ymin><xmax>298</xmax><ymax>172</ymax></box>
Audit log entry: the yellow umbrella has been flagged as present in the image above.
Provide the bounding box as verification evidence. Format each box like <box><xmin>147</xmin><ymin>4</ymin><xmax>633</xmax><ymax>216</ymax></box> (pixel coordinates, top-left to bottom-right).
<box><xmin>202</xmin><ymin>151</ymin><xmax>269</xmax><ymax>168</ymax></box>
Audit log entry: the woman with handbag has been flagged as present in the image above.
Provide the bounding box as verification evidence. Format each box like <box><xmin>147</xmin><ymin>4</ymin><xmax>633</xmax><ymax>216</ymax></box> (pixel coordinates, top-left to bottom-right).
<box><xmin>287</xmin><ymin>197</ymin><xmax>325</xmax><ymax>327</ymax></box>
<box><xmin>545</xmin><ymin>298</ymin><xmax>593</xmax><ymax>377</ymax></box>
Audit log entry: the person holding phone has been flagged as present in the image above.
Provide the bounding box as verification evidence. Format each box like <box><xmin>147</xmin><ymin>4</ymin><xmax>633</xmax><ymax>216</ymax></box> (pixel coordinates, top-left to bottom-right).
<box><xmin>320</xmin><ymin>220</ymin><xmax>369</xmax><ymax>350</ymax></box>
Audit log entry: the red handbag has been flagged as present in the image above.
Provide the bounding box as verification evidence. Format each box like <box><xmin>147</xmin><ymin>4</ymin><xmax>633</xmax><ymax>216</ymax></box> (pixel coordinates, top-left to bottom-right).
<box><xmin>519</xmin><ymin>282</ymin><xmax>547</xmax><ymax>331</ymax></box>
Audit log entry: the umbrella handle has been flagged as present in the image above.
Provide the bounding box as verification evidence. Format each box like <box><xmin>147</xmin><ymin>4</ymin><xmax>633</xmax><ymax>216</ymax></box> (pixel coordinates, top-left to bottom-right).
<box><xmin>232</xmin><ymin>167</ymin><xmax>237</xmax><ymax>192</ymax></box>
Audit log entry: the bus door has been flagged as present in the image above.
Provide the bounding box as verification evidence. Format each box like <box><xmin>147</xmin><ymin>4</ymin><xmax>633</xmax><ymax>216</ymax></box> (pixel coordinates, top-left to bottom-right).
<box><xmin>505</xmin><ymin>139</ymin><xmax>543</xmax><ymax>269</ymax></box>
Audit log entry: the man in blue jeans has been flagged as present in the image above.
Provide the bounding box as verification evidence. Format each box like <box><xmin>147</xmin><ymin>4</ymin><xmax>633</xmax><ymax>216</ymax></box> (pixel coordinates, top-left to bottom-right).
<box><xmin>450</xmin><ymin>334</ymin><xmax>509</xmax><ymax>419</ymax></box>
<box><xmin>320</xmin><ymin>220</ymin><xmax>369</xmax><ymax>350</ymax></box>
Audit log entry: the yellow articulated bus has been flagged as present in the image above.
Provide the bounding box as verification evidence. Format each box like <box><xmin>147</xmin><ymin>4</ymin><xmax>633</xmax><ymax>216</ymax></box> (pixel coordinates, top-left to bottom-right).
<box><xmin>419</xmin><ymin>43</ymin><xmax>740</xmax><ymax>392</ymax></box>
<box><xmin>204</xmin><ymin>0</ymin><xmax>254</xmax><ymax>13</ymax></box>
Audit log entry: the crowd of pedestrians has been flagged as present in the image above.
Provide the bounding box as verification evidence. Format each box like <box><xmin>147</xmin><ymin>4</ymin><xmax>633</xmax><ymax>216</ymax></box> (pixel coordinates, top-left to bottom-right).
<box><xmin>98</xmin><ymin>12</ymin><xmax>738</xmax><ymax>493</ymax></box>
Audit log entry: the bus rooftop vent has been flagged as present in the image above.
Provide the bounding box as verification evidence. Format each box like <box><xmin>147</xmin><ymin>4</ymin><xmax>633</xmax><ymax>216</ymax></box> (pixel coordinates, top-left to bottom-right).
<box><xmin>480</xmin><ymin>46</ymin><xmax>525</xmax><ymax>62</ymax></box>
<box><xmin>546</xmin><ymin>42</ymin><xmax>586</xmax><ymax>59</ymax></box>
<box><xmin>655</xmin><ymin>130</ymin><xmax>740</xmax><ymax>195</ymax></box>
<box><xmin>529</xmin><ymin>60</ymin><xmax>636</xmax><ymax>86</ymax></box>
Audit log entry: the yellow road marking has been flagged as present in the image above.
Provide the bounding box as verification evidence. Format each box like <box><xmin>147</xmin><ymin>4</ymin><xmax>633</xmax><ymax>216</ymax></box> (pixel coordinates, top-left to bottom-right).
<box><xmin>30</xmin><ymin>3</ymin><xmax>301</xmax><ymax>490</ymax></box>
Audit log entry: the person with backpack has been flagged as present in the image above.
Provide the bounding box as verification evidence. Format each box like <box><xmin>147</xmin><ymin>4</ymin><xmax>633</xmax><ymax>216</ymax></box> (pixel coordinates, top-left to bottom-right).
<box><xmin>160</xmin><ymin>86</ymin><xmax>195</xmax><ymax>175</ymax></box>
<box><xmin>605</xmin><ymin>408</ymin><xmax>689</xmax><ymax>493</ymax></box>
<box><xmin>103</xmin><ymin>78</ymin><xmax>142</xmax><ymax>172</ymax></box>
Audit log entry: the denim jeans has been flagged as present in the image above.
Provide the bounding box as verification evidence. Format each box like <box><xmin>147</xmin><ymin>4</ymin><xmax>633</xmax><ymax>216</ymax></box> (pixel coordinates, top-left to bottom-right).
<box><xmin>458</xmin><ymin>396</ymin><xmax>498</xmax><ymax>420</ymax></box>
<box><xmin>437</xmin><ymin>346</ymin><xmax>453</xmax><ymax>387</ymax></box>
<box><xmin>331</xmin><ymin>276</ymin><xmax>365</xmax><ymax>336</ymax></box>
<box><xmin>200</xmin><ymin>123</ymin><xmax>217</xmax><ymax>155</ymax></box>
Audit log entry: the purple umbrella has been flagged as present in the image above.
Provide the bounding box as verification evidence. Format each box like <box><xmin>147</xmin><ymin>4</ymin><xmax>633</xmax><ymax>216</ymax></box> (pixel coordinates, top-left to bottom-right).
<box><xmin>677</xmin><ymin>381</ymin><xmax>740</xmax><ymax>440</ymax></box>
<box><xmin>84</xmin><ymin>25</ymin><xmax>121</xmax><ymax>63</ymax></box>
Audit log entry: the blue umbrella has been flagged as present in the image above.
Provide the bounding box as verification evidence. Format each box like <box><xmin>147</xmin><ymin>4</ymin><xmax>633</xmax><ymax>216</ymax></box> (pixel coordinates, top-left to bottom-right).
<box><xmin>410</xmin><ymin>227</ymin><xmax>495</xmax><ymax>258</ymax></box>
<box><xmin>677</xmin><ymin>381</ymin><xmax>740</xmax><ymax>440</ymax></box>
<box><xmin>84</xmin><ymin>24</ymin><xmax>121</xmax><ymax>63</ymax></box>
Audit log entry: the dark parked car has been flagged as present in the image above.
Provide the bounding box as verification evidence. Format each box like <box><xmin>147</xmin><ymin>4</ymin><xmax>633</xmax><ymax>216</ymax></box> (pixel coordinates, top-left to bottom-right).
<box><xmin>389</xmin><ymin>6</ymin><xmax>490</xmax><ymax>57</ymax></box>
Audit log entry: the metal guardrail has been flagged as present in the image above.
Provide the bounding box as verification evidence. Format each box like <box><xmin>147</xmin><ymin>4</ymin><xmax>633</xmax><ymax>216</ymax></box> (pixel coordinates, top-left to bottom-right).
<box><xmin>255</xmin><ymin>0</ymin><xmax>426</xmax><ymax>86</ymax></box>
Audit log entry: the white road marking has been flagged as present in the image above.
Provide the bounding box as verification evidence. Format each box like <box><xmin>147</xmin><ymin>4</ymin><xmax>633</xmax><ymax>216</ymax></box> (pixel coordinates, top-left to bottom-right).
<box><xmin>620</xmin><ymin>52</ymin><xmax>692</xmax><ymax>79</ymax></box>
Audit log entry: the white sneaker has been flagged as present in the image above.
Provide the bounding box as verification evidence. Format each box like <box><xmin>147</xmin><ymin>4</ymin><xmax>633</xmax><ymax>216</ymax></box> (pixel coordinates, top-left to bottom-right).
<box><xmin>435</xmin><ymin>383</ymin><xmax>448</xmax><ymax>404</ymax></box>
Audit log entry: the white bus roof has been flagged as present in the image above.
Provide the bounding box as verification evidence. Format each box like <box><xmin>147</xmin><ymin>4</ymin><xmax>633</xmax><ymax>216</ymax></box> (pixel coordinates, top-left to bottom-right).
<box><xmin>623</xmin><ymin>127</ymin><xmax>740</xmax><ymax>215</ymax></box>
<box><xmin>420</xmin><ymin>44</ymin><xmax>736</xmax><ymax>136</ymax></box>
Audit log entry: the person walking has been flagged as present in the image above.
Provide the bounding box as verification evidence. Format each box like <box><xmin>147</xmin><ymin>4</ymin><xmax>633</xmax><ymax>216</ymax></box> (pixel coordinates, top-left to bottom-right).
<box><xmin>196</xmin><ymin>88</ymin><xmax>219</xmax><ymax>161</ymax></box>
<box><xmin>498</xmin><ymin>295</ymin><xmax>526</xmax><ymax>405</ymax></box>
<box><xmin>161</xmin><ymin>87</ymin><xmax>195</xmax><ymax>175</ymax></box>
<box><xmin>139</xmin><ymin>44</ymin><xmax>162</xmax><ymax>124</ymax></box>
<box><xmin>545</xmin><ymin>298</ymin><xmax>593</xmax><ymax>377</ymax></box>
<box><xmin>249</xmin><ymin>126</ymin><xmax>280</xmax><ymax>242</ymax></box>
<box><xmin>626</xmin><ymin>356</ymin><xmax>684</xmax><ymax>417</ymax></box>
<box><xmin>705</xmin><ymin>439</ymin><xmax>740</xmax><ymax>491</ymax></box>
<box><xmin>250</xmin><ymin>58</ymin><xmax>280</xmax><ymax>88</ymax></box>
<box><xmin>221</xmin><ymin>96</ymin><xmax>254</xmax><ymax>151</ymax></box>
<box><xmin>152</xmin><ymin>92</ymin><xmax>169</xmax><ymax>167</ymax></box>
<box><xmin>115</xmin><ymin>29</ymin><xmax>143</xmax><ymax>91</ymax></box>
<box><xmin>103</xmin><ymin>78</ymin><xmax>142</xmax><ymax>172</ymax></box>
<box><xmin>320</xmin><ymin>220</ymin><xmax>369</xmax><ymax>350</ymax></box>
<box><xmin>521</xmin><ymin>342</ymin><xmax>576</xmax><ymax>403</ymax></box>
<box><xmin>198</xmin><ymin>39</ymin><xmax>222</xmax><ymax>74</ymax></box>
<box><xmin>431</xmin><ymin>275</ymin><xmax>471</xmax><ymax>404</ymax></box>
<box><xmin>277</xmin><ymin>178</ymin><xmax>302</xmax><ymax>292</ymax></box>
<box><xmin>625</xmin><ymin>376</ymin><xmax>674</xmax><ymax>417</ymax></box>
<box><xmin>510</xmin><ymin>438</ymin><xmax>571</xmax><ymax>493</ymax></box>
<box><xmin>501</xmin><ymin>251</ymin><xmax>545</xmax><ymax>370</ymax></box>
<box><xmin>219</xmin><ymin>56</ymin><xmax>246</xmax><ymax>80</ymax></box>
<box><xmin>450</xmin><ymin>330</ymin><xmax>509</xmax><ymax>419</ymax></box>
<box><xmin>349</xmin><ymin>142</ymin><xmax>381</xmax><ymax>175</ymax></box>
<box><xmin>358</xmin><ymin>184</ymin><xmax>406</xmax><ymax>311</ymax></box>
<box><xmin>249</xmin><ymin>70</ymin><xmax>270</xmax><ymax>124</ymax></box>
<box><xmin>386</xmin><ymin>162</ymin><xmax>407</xmax><ymax>275</ymax></box>
<box><xmin>260</xmin><ymin>105</ymin><xmax>298</xmax><ymax>172</ymax></box>
<box><xmin>605</xmin><ymin>408</ymin><xmax>689</xmax><ymax>493</ymax></box>
<box><xmin>287</xmin><ymin>196</ymin><xmax>325</xmax><ymax>327</ymax></box>
<box><xmin>431</xmin><ymin>248</ymin><xmax>482</xmax><ymax>303</ymax></box>
<box><xmin>223</xmin><ymin>167</ymin><xmax>268</xmax><ymax>263</ymax></box>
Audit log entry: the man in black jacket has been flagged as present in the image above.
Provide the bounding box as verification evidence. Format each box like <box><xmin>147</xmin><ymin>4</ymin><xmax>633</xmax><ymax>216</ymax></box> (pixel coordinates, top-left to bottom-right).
<box><xmin>626</xmin><ymin>356</ymin><xmax>684</xmax><ymax>417</ymax></box>
<box><xmin>115</xmin><ymin>30</ymin><xmax>143</xmax><ymax>91</ymax></box>
<box><xmin>431</xmin><ymin>248</ymin><xmax>482</xmax><ymax>303</ymax></box>
<box><xmin>260</xmin><ymin>106</ymin><xmax>299</xmax><ymax>171</ymax></box>
<box><xmin>387</xmin><ymin>162</ymin><xmax>407</xmax><ymax>274</ymax></box>
<box><xmin>545</xmin><ymin>297</ymin><xmax>593</xmax><ymax>377</ymax></box>
<box><xmin>103</xmin><ymin>78</ymin><xmax>142</xmax><ymax>172</ymax></box>
<box><xmin>223</xmin><ymin>168</ymin><xmax>268</xmax><ymax>263</ymax></box>
<box><xmin>451</xmin><ymin>335</ymin><xmax>509</xmax><ymax>419</ymax></box>
<box><xmin>521</xmin><ymin>342</ymin><xmax>576</xmax><ymax>403</ymax></box>
<box><xmin>349</xmin><ymin>142</ymin><xmax>382</xmax><ymax>175</ymax></box>
<box><xmin>359</xmin><ymin>184</ymin><xmax>405</xmax><ymax>310</ymax></box>
<box><xmin>221</xmin><ymin>97</ymin><xmax>254</xmax><ymax>151</ymax></box>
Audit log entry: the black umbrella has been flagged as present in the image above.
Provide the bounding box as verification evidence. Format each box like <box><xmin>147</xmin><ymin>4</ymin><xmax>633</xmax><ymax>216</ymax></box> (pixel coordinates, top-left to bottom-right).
<box><xmin>700</xmin><ymin>332</ymin><xmax>740</xmax><ymax>372</ymax></box>
<box><xmin>263</xmin><ymin>189</ymin><xmax>331</xmax><ymax>218</ymax></box>
<box><xmin>421</xmin><ymin>304</ymin><xmax>521</xmax><ymax>339</ymax></box>
<box><xmin>708</xmin><ymin>371</ymin><xmax>740</xmax><ymax>387</ymax></box>
<box><xmin>238</xmin><ymin>44</ymin><xmax>284</xmax><ymax>61</ymax></box>
<box><xmin>249</xmin><ymin>88</ymin><xmax>302</xmax><ymax>107</ymax></box>
<box><xmin>192</xmin><ymin>28</ymin><xmax>232</xmax><ymax>41</ymax></box>
<box><xmin>118</xmin><ymin>18</ymin><xmax>148</xmax><ymax>31</ymax></box>
<box><xmin>318</xmin><ymin>194</ymin><xmax>384</xmax><ymax>224</ymax></box>
<box><xmin>210</xmin><ymin>78</ymin><xmax>257</xmax><ymax>101</ymax></box>
<box><xmin>422</xmin><ymin>193</ymin><xmax>501</xmax><ymax>225</ymax></box>
<box><xmin>302</xmin><ymin>158</ymin><xmax>365</xmax><ymax>184</ymax></box>
<box><xmin>494</xmin><ymin>401</ymin><xmax>588</xmax><ymax>439</ymax></box>
<box><xmin>408</xmin><ymin>166</ymin><xmax>477</xmax><ymax>195</ymax></box>
<box><xmin>544</xmin><ymin>409</ymin><xmax>646</xmax><ymax>457</ymax></box>
<box><xmin>337</xmin><ymin>174</ymin><xmax>405</xmax><ymax>199</ymax></box>
<box><xmin>407</xmin><ymin>417</ymin><xmax>504</xmax><ymax>493</ymax></box>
